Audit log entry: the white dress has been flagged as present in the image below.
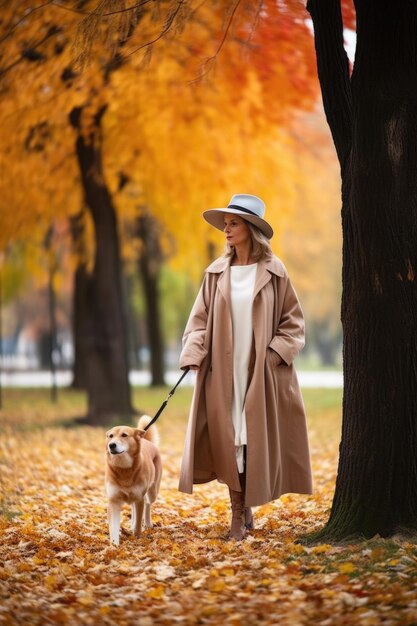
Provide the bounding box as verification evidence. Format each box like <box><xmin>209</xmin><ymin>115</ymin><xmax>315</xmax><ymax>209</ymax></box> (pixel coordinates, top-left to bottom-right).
<box><xmin>230</xmin><ymin>263</ymin><xmax>257</xmax><ymax>473</ymax></box>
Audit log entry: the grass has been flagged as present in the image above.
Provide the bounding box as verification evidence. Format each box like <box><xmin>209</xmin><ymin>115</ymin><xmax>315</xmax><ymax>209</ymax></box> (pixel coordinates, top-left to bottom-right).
<box><xmin>0</xmin><ymin>385</ymin><xmax>343</xmax><ymax>461</ymax></box>
<box><xmin>303</xmin><ymin>388</ymin><xmax>343</xmax><ymax>442</ymax></box>
<box><xmin>0</xmin><ymin>385</ymin><xmax>342</xmax><ymax>431</ymax></box>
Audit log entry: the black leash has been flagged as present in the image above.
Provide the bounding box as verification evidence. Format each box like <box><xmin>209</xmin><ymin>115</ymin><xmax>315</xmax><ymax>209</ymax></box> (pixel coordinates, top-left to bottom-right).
<box><xmin>144</xmin><ymin>367</ymin><xmax>190</xmax><ymax>431</ymax></box>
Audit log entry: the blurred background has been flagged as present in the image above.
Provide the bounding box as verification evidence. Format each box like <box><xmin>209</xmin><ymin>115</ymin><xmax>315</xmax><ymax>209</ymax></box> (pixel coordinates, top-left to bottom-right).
<box><xmin>0</xmin><ymin>1</ymin><xmax>355</xmax><ymax>422</ymax></box>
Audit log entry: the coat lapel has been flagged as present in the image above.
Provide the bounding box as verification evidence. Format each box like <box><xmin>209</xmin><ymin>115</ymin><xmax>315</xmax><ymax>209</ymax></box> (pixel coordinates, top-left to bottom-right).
<box><xmin>252</xmin><ymin>257</ymin><xmax>285</xmax><ymax>300</ymax></box>
<box><xmin>252</xmin><ymin>262</ymin><xmax>272</xmax><ymax>300</ymax></box>
<box><xmin>216</xmin><ymin>265</ymin><xmax>231</xmax><ymax>303</ymax></box>
<box><xmin>206</xmin><ymin>256</ymin><xmax>231</xmax><ymax>313</ymax></box>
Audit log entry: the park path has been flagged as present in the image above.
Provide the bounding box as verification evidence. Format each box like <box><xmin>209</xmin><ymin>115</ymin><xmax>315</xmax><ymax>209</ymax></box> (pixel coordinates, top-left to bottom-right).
<box><xmin>0</xmin><ymin>369</ymin><xmax>343</xmax><ymax>388</ymax></box>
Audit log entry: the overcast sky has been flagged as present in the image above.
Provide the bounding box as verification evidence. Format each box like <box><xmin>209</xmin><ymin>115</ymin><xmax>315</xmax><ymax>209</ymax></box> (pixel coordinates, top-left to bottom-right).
<box><xmin>344</xmin><ymin>29</ymin><xmax>356</xmax><ymax>64</ymax></box>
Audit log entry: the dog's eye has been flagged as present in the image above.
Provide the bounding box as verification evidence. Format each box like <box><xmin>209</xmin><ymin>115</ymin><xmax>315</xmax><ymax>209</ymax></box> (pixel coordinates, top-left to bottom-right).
<box><xmin>108</xmin><ymin>434</ymin><xmax>113</xmax><ymax>438</ymax></box>
<box><xmin>121</xmin><ymin>433</ymin><xmax>128</xmax><ymax>437</ymax></box>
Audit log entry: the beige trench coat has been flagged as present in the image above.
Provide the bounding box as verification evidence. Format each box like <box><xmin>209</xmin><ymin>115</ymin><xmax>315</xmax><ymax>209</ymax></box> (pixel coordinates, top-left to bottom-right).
<box><xmin>179</xmin><ymin>255</ymin><xmax>313</xmax><ymax>507</ymax></box>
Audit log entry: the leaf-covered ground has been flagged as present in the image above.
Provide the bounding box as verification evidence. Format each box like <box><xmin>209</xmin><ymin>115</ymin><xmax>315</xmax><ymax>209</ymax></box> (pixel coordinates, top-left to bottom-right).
<box><xmin>1</xmin><ymin>387</ymin><xmax>417</xmax><ymax>625</ymax></box>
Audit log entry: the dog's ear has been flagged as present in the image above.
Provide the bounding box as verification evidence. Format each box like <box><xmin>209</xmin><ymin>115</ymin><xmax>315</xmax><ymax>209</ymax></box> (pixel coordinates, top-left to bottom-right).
<box><xmin>135</xmin><ymin>428</ymin><xmax>146</xmax><ymax>439</ymax></box>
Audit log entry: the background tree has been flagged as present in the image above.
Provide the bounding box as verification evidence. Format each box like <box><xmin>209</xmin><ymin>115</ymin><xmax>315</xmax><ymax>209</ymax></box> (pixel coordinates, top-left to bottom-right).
<box><xmin>0</xmin><ymin>1</ymin><xmax>151</xmax><ymax>420</ymax></box>
<box><xmin>0</xmin><ymin>2</ymin><xmax>131</xmax><ymax>423</ymax></box>
<box><xmin>69</xmin><ymin>104</ymin><xmax>133</xmax><ymax>422</ymax></box>
<box><xmin>69</xmin><ymin>209</ymin><xmax>89</xmax><ymax>389</ymax></box>
<box><xmin>136</xmin><ymin>211</ymin><xmax>165</xmax><ymax>386</ymax></box>
<box><xmin>308</xmin><ymin>0</ymin><xmax>417</xmax><ymax>539</ymax></box>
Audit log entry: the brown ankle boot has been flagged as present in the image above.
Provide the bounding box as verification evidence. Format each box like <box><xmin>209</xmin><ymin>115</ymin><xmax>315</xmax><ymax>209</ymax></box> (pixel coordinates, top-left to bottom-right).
<box><xmin>227</xmin><ymin>489</ymin><xmax>246</xmax><ymax>541</ymax></box>
<box><xmin>238</xmin><ymin>469</ymin><xmax>254</xmax><ymax>531</ymax></box>
<box><xmin>244</xmin><ymin>507</ymin><xmax>254</xmax><ymax>530</ymax></box>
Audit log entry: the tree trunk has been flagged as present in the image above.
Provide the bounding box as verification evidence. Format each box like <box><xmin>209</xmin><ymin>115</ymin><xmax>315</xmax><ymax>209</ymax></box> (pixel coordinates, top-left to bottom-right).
<box><xmin>0</xmin><ymin>260</ymin><xmax>2</xmax><ymax>410</ymax></box>
<box><xmin>123</xmin><ymin>272</ymin><xmax>141</xmax><ymax>370</ymax></box>
<box><xmin>69</xmin><ymin>106</ymin><xmax>133</xmax><ymax>424</ymax></box>
<box><xmin>308</xmin><ymin>0</ymin><xmax>417</xmax><ymax>539</ymax></box>
<box><xmin>313</xmin><ymin>319</ymin><xmax>340</xmax><ymax>367</ymax></box>
<box><xmin>137</xmin><ymin>213</ymin><xmax>165</xmax><ymax>386</ymax></box>
<box><xmin>71</xmin><ymin>264</ymin><xmax>90</xmax><ymax>390</ymax></box>
<box><xmin>69</xmin><ymin>211</ymin><xmax>88</xmax><ymax>390</ymax></box>
<box><xmin>47</xmin><ymin>260</ymin><xmax>58</xmax><ymax>403</ymax></box>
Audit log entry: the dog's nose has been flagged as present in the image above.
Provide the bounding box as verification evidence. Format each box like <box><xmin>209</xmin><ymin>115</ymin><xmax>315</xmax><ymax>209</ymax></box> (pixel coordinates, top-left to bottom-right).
<box><xmin>109</xmin><ymin>442</ymin><xmax>117</xmax><ymax>450</ymax></box>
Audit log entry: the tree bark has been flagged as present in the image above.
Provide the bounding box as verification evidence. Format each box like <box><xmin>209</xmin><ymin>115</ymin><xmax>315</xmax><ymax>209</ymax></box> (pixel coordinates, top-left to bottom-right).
<box><xmin>308</xmin><ymin>0</ymin><xmax>417</xmax><ymax>539</ymax></box>
<box><xmin>69</xmin><ymin>105</ymin><xmax>133</xmax><ymax>424</ymax></box>
<box><xmin>137</xmin><ymin>213</ymin><xmax>165</xmax><ymax>386</ymax></box>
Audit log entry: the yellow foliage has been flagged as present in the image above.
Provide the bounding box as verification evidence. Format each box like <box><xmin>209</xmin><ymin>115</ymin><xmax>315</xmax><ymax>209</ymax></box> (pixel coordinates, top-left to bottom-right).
<box><xmin>0</xmin><ymin>0</ymin><xmax>319</xmax><ymax>281</ymax></box>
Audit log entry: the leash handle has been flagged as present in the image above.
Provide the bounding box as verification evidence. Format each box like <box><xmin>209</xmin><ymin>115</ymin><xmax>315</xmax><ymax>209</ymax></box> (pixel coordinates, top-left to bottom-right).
<box><xmin>144</xmin><ymin>367</ymin><xmax>190</xmax><ymax>431</ymax></box>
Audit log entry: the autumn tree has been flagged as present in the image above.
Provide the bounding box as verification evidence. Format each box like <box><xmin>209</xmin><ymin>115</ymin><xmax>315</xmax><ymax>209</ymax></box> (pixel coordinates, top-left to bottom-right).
<box><xmin>307</xmin><ymin>0</ymin><xmax>417</xmax><ymax>539</ymax></box>
<box><xmin>69</xmin><ymin>104</ymin><xmax>132</xmax><ymax>421</ymax></box>
<box><xmin>0</xmin><ymin>2</ymin><xmax>143</xmax><ymax>421</ymax></box>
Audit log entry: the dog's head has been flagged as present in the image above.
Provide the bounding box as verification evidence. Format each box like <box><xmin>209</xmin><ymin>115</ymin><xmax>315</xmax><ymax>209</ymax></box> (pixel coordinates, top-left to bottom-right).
<box><xmin>106</xmin><ymin>426</ymin><xmax>146</xmax><ymax>466</ymax></box>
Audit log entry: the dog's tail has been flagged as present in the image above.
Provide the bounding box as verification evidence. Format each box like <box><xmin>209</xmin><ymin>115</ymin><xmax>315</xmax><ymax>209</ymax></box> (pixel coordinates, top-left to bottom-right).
<box><xmin>137</xmin><ymin>415</ymin><xmax>160</xmax><ymax>447</ymax></box>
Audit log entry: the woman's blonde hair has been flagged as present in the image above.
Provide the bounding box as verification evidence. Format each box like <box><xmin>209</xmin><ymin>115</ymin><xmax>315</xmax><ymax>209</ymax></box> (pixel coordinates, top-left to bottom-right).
<box><xmin>224</xmin><ymin>220</ymin><xmax>273</xmax><ymax>262</ymax></box>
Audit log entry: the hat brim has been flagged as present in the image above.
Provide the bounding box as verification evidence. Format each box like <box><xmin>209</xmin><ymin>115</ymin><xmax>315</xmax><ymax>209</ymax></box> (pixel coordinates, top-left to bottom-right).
<box><xmin>203</xmin><ymin>208</ymin><xmax>273</xmax><ymax>239</ymax></box>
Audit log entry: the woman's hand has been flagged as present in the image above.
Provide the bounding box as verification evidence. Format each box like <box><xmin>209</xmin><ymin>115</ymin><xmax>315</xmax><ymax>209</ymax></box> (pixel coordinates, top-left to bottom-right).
<box><xmin>189</xmin><ymin>365</ymin><xmax>201</xmax><ymax>371</ymax></box>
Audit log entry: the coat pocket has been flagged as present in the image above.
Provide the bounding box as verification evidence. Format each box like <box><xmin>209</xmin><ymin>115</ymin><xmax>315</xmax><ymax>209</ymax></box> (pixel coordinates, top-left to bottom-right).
<box><xmin>266</xmin><ymin>347</ymin><xmax>283</xmax><ymax>368</ymax></box>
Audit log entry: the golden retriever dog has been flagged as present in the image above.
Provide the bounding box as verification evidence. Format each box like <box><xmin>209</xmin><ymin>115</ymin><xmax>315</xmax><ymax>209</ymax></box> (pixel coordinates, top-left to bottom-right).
<box><xmin>105</xmin><ymin>415</ymin><xmax>162</xmax><ymax>546</ymax></box>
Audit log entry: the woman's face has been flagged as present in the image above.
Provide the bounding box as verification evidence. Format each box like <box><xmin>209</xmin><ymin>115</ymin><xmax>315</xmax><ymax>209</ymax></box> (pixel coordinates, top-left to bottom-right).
<box><xmin>223</xmin><ymin>214</ymin><xmax>251</xmax><ymax>248</ymax></box>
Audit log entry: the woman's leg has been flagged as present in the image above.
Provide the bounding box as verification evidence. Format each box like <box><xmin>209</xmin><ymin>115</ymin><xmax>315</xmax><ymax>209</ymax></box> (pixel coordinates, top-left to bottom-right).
<box><xmin>240</xmin><ymin>446</ymin><xmax>254</xmax><ymax>530</ymax></box>
<box><xmin>227</xmin><ymin>486</ymin><xmax>246</xmax><ymax>541</ymax></box>
<box><xmin>227</xmin><ymin>447</ymin><xmax>251</xmax><ymax>540</ymax></box>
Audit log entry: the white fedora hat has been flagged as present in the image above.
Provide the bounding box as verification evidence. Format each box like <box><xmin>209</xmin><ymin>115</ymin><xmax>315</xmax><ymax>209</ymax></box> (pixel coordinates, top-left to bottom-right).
<box><xmin>203</xmin><ymin>194</ymin><xmax>273</xmax><ymax>239</ymax></box>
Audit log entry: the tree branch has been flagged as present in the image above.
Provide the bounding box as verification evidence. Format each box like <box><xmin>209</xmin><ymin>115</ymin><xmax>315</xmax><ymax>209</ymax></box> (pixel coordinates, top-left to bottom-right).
<box><xmin>0</xmin><ymin>1</ymin><xmax>55</xmax><ymax>44</ymax></box>
<box><xmin>191</xmin><ymin>0</ymin><xmax>243</xmax><ymax>82</ymax></box>
<box><xmin>124</xmin><ymin>0</ymin><xmax>186</xmax><ymax>58</ymax></box>
<box><xmin>212</xmin><ymin>0</ymin><xmax>242</xmax><ymax>60</ymax></box>
<box><xmin>51</xmin><ymin>0</ymin><xmax>152</xmax><ymax>17</ymax></box>
<box><xmin>307</xmin><ymin>0</ymin><xmax>353</xmax><ymax>167</ymax></box>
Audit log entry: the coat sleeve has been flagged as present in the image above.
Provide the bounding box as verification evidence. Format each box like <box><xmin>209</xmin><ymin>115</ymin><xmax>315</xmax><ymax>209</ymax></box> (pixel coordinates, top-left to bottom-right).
<box><xmin>268</xmin><ymin>275</ymin><xmax>305</xmax><ymax>366</ymax></box>
<box><xmin>179</xmin><ymin>273</ymin><xmax>212</xmax><ymax>369</ymax></box>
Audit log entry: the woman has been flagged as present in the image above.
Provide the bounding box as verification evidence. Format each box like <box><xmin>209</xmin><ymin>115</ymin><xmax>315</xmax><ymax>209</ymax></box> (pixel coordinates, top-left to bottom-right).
<box><xmin>179</xmin><ymin>194</ymin><xmax>313</xmax><ymax>540</ymax></box>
